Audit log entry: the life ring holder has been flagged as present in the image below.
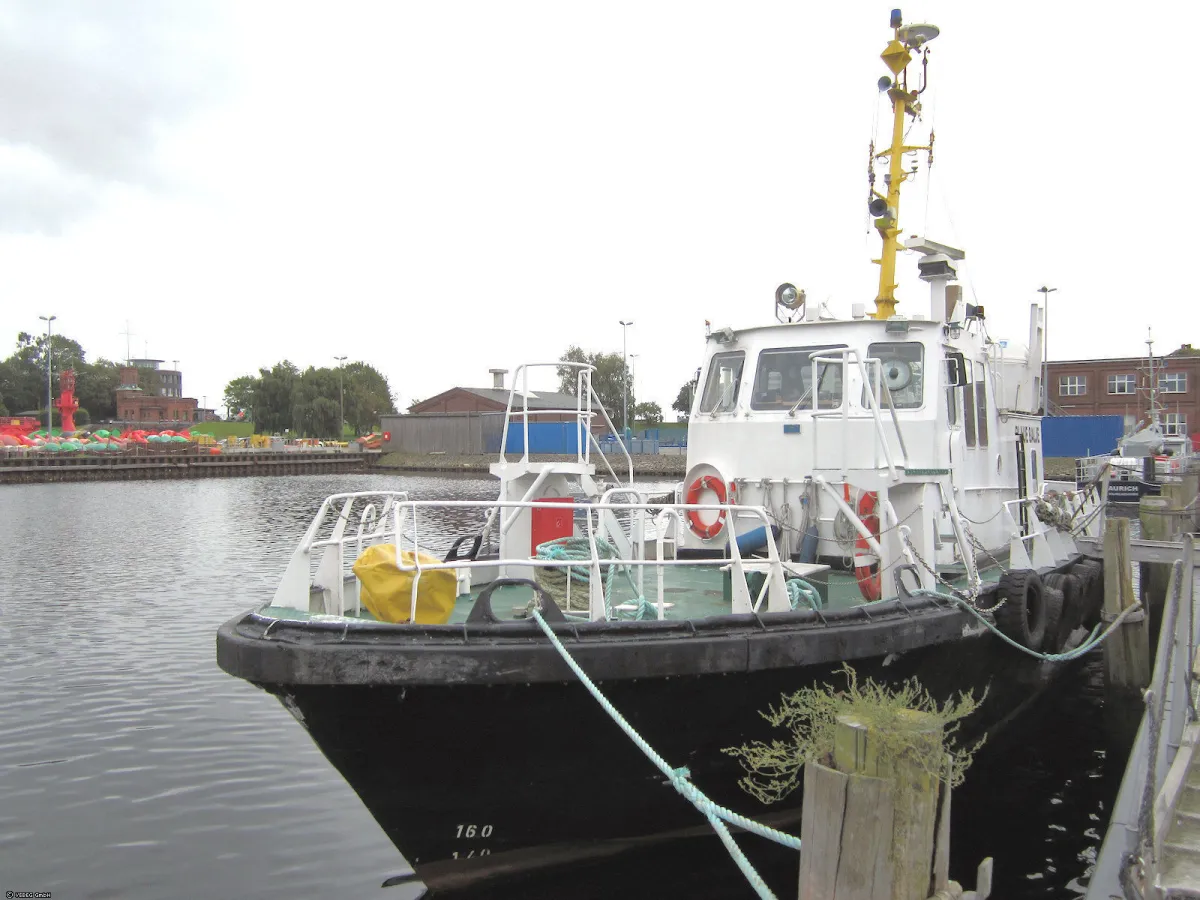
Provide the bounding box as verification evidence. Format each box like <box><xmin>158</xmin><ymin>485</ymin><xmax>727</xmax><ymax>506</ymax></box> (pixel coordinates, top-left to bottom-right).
<box><xmin>853</xmin><ymin>490</ymin><xmax>882</xmax><ymax>602</ymax></box>
<box><xmin>685</xmin><ymin>474</ymin><xmax>731</xmax><ymax>541</ymax></box>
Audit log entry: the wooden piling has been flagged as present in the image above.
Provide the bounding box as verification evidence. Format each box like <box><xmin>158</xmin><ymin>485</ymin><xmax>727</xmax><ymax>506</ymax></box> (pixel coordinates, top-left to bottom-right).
<box><xmin>799</xmin><ymin>712</ymin><xmax>951</xmax><ymax>900</ymax></box>
<box><xmin>1162</xmin><ymin>480</ymin><xmax>1194</xmax><ymax>542</ymax></box>
<box><xmin>1103</xmin><ymin>516</ymin><xmax>1151</xmax><ymax>693</ymax></box>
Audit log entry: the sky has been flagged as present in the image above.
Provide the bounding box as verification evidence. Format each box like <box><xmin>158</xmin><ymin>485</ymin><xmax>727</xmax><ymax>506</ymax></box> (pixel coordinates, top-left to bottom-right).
<box><xmin>0</xmin><ymin>1</ymin><xmax>1194</xmax><ymax>417</ymax></box>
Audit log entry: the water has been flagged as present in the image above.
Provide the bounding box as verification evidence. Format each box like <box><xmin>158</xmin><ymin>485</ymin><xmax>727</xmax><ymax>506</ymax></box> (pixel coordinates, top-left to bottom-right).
<box><xmin>0</xmin><ymin>475</ymin><xmax>1137</xmax><ymax>899</ymax></box>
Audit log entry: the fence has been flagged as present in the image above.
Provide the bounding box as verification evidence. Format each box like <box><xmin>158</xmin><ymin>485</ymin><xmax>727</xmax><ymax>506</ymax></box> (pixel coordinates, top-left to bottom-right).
<box><xmin>502</xmin><ymin>421</ymin><xmax>589</xmax><ymax>454</ymax></box>
<box><xmin>380</xmin><ymin>413</ymin><xmax>504</xmax><ymax>455</ymax></box>
<box><xmin>1042</xmin><ymin>414</ymin><xmax>1123</xmax><ymax>458</ymax></box>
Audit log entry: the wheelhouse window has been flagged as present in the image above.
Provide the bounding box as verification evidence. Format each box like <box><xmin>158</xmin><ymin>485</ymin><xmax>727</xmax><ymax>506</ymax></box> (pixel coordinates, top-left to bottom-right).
<box><xmin>1160</xmin><ymin>373</ymin><xmax>1188</xmax><ymax>394</ymax></box>
<box><xmin>1059</xmin><ymin>375</ymin><xmax>1086</xmax><ymax>397</ymax></box>
<box><xmin>1108</xmin><ymin>374</ymin><xmax>1135</xmax><ymax>394</ymax></box>
<box><xmin>975</xmin><ymin>367</ymin><xmax>989</xmax><ymax>446</ymax></box>
<box><xmin>750</xmin><ymin>345</ymin><xmax>847</xmax><ymax>411</ymax></box>
<box><xmin>699</xmin><ymin>351</ymin><xmax>746</xmax><ymax>413</ymax></box>
<box><xmin>962</xmin><ymin>359</ymin><xmax>976</xmax><ymax>447</ymax></box>
<box><xmin>863</xmin><ymin>342</ymin><xmax>924</xmax><ymax>410</ymax></box>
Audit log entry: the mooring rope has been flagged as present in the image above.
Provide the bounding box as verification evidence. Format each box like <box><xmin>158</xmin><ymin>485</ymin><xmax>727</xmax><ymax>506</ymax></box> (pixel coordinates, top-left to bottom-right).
<box><xmin>530</xmin><ymin>607</ymin><xmax>802</xmax><ymax>900</ymax></box>
<box><xmin>908</xmin><ymin>587</ymin><xmax>1144</xmax><ymax>663</ymax></box>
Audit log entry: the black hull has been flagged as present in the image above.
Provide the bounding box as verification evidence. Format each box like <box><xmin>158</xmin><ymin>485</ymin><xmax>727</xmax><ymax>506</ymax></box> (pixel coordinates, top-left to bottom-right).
<box><xmin>217</xmin><ymin>576</ymin><xmax>1092</xmax><ymax>891</ymax></box>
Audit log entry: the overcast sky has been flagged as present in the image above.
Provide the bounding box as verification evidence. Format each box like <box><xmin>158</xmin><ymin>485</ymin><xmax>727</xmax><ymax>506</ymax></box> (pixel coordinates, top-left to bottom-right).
<box><xmin>0</xmin><ymin>1</ymin><xmax>1194</xmax><ymax>416</ymax></box>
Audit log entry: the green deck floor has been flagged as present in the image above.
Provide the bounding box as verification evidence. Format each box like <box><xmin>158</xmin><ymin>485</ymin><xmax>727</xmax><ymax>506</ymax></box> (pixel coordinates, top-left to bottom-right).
<box><xmin>259</xmin><ymin>558</ymin><xmax>1005</xmax><ymax>625</ymax></box>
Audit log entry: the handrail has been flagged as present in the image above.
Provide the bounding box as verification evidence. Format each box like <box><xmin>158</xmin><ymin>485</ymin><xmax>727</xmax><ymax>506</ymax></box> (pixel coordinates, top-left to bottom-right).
<box><xmin>809</xmin><ymin>348</ymin><xmax>898</xmax><ymax>480</ymax></box>
<box><xmin>291</xmin><ymin>498</ymin><xmax>793</xmax><ymax>620</ymax></box>
<box><xmin>492</xmin><ymin>361</ymin><xmax>633</xmax><ymax>486</ymax></box>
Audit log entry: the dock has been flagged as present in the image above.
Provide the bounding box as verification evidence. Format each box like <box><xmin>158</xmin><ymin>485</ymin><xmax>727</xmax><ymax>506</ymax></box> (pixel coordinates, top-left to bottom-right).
<box><xmin>0</xmin><ymin>448</ymin><xmax>378</xmax><ymax>484</ymax></box>
<box><xmin>1084</xmin><ymin>531</ymin><xmax>1200</xmax><ymax>899</ymax></box>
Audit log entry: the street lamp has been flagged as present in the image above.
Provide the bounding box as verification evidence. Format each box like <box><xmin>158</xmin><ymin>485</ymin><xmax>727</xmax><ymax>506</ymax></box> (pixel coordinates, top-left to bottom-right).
<box><xmin>39</xmin><ymin>315</ymin><xmax>56</xmax><ymax>433</ymax></box>
<box><xmin>1038</xmin><ymin>286</ymin><xmax>1057</xmax><ymax>414</ymax></box>
<box><xmin>334</xmin><ymin>356</ymin><xmax>347</xmax><ymax>438</ymax></box>
<box><xmin>629</xmin><ymin>354</ymin><xmax>638</xmax><ymax>416</ymax></box>
<box><xmin>619</xmin><ymin>320</ymin><xmax>633</xmax><ymax>435</ymax></box>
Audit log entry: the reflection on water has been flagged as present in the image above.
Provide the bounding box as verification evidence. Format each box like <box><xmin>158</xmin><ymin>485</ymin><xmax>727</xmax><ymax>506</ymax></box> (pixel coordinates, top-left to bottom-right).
<box><xmin>0</xmin><ymin>475</ymin><xmax>1135</xmax><ymax>898</ymax></box>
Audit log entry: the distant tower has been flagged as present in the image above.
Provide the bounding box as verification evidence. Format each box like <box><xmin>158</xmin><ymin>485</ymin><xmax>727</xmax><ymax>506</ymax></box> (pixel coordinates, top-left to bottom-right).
<box><xmin>56</xmin><ymin>369</ymin><xmax>80</xmax><ymax>432</ymax></box>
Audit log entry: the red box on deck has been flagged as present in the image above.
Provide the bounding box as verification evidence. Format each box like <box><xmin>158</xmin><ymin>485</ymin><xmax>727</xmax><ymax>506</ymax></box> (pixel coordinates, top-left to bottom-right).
<box><xmin>530</xmin><ymin>498</ymin><xmax>574</xmax><ymax>555</ymax></box>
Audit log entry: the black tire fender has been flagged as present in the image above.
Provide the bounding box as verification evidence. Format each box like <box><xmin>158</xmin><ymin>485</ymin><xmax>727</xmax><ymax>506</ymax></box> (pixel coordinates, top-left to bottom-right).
<box><xmin>995</xmin><ymin>569</ymin><xmax>1047</xmax><ymax>651</ymax></box>
<box><xmin>1071</xmin><ymin>560</ymin><xmax>1104</xmax><ymax>628</ymax></box>
<box><xmin>1041</xmin><ymin>587</ymin><xmax>1064</xmax><ymax>653</ymax></box>
<box><xmin>1045</xmin><ymin>572</ymin><xmax>1084</xmax><ymax>651</ymax></box>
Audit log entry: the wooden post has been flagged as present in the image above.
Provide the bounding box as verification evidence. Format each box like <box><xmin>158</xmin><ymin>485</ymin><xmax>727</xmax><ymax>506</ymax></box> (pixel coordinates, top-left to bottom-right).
<box><xmin>798</xmin><ymin>712</ymin><xmax>943</xmax><ymax>900</ymax></box>
<box><xmin>1103</xmin><ymin>517</ymin><xmax>1151</xmax><ymax>693</ymax></box>
<box><xmin>1184</xmin><ymin>472</ymin><xmax>1200</xmax><ymax>533</ymax></box>
<box><xmin>1140</xmin><ymin>495</ymin><xmax>1172</xmax><ymax>645</ymax></box>
<box><xmin>1162</xmin><ymin>480</ymin><xmax>1193</xmax><ymax>542</ymax></box>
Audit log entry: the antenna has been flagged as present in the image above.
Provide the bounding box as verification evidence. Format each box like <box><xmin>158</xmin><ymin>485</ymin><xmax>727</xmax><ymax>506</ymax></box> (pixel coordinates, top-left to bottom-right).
<box><xmin>121</xmin><ymin>320</ymin><xmax>135</xmax><ymax>365</ymax></box>
<box><xmin>1146</xmin><ymin>327</ymin><xmax>1161</xmax><ymax>428</ymax></box>
<box><xmin>868</xmin><ymin>9</ymin><xmax>939</xmax><ymax>319</ymax></box>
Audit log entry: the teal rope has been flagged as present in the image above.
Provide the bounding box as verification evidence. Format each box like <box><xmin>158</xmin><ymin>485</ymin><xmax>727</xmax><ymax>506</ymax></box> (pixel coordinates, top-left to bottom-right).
<box><xmin>530</xmin><ymin>608</ymin><xmax>801</xmax><ymax>900</ymax></box>
<box><xmin>786</xmin><ymin>577</ymin><xmax>823</xmax><ymax>611</ymax></box>
<box><xmin>536</xmin><ymin>536</ymin><xmax>655</xmax><ymax>620</ymax></box>
<box><xmin>912</xmin><ymin>587</ymin><xmax>1144</xmax><ymax>662</ymax></box>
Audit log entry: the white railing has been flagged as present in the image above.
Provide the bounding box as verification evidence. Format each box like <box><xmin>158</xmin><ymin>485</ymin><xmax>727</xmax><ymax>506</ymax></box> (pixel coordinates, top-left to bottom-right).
<box><xmin>496</xmin><ymin>362</ymin><xmax>633</xmax><ymax>485</ymax></box>
<box><xmin>271</xmin><ymin>496</ymin><xmax>793</xmax><ymax>623</ymax></box>
<box><xmin>806</xmin><ymin>349</ymin><xmax>900</xmax><ymax>480</ymax></box>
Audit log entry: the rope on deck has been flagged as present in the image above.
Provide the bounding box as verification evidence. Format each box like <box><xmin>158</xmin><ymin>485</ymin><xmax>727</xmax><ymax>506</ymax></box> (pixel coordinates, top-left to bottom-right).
<box><xmin>533</xmin><ymin>536</ymin><xmax>654</xmax><ymax>619</ymax></box>
<box><xmin>530</xmin><ymin>607</ymin><xmax>802</xmax><ymax>900</ymax></box>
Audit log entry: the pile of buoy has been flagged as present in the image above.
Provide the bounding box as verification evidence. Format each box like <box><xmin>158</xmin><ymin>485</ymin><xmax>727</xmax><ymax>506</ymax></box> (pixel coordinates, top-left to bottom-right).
<box><xmin>0</xmin><ymin>428</ymin><xmax>222</xmax><ymax>455</ymax></box>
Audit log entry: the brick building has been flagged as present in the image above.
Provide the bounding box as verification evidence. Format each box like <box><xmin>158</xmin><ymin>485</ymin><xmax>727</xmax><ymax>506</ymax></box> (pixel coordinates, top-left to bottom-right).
<box><xmin>408</xmin><ymin>369</ymin><xmax>581</xmax><ymax>423</ymax></box>
<box><xmin>1046</xmin><ymin>345</ymin><xmax>1200</xmax><ymax>443</ymax></box>
<box><xmin>114</xmin><ymin>358</ymin><xmax>203</xmax><ymax>424</ymax></box>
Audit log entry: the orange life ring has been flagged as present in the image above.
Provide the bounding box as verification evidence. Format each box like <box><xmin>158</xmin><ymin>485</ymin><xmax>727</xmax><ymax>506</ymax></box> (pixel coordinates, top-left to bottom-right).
<box><xmin>685</xmin><ymin>475</ymin><xmax>728</xmax><ymax>540</ymax></box>
<box><xmin>853</xmin><ymin>490</ymin><xmax>882</xmax><ymax>602</ymax></box>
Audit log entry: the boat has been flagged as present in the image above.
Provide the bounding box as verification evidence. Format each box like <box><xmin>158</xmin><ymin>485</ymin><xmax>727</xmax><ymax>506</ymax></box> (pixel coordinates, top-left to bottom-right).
<box><xmin>1078</xmin><ymin>330</ymin><xmax>1197</xmax><ymax>503</ymax></box>
<box><xmin>216</xmin><ymin>11</ymin><xmax>1110</xmax><ymax>892</ymax></box>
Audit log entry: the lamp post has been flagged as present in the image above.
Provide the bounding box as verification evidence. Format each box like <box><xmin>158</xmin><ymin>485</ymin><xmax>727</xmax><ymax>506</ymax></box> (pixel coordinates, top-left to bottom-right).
<box><xmin>1038</xmin><ymin>286</ymin><xmax>1057</xmax><ymax>414</ymax></box>
<box><xmin>619</xmin><ymin>320</ymin><xmax>633</xmax><ymax>435</ymax></box>
<box><xmin>629</xmin><ymin>353</ymin><xmax>638</xmax><ymax>420</ymax></box>
<box><xmin>334</xmin><ymin>356</ymin><xmax>347</xmax><ymax>438</ymax></box>
<box><xmin>39</xmin><ymin>315</ymin><xmax>56</xmax><ymax>433</ymax></box>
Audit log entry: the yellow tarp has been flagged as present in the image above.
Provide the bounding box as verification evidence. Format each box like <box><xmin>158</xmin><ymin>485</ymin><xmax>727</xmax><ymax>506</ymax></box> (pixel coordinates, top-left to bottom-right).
<box><xmin>352</xmin><ymin>544</ymin><xmax>457</xmax><ymax>624</ymax></box>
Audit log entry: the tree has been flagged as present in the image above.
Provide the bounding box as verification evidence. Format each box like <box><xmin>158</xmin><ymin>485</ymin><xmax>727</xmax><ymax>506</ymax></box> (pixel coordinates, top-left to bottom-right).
<box><xmin>291</xmin><ymin>366</ymin><xmax>342</xmax><ymax>438</ymax></box>
<box><xmin>633</xmin><ymin>401</ymin><xmax>663</xmax><ymax>426</ymax></box>
<box><xmin>254</xmin><ymin>361</ymin><xmax>299</xmax><ymax>433</ymax></box>
<box><xmin>556</xmin><ymin>346</ymin><xmax>632</xmax><ymax>421</ymax></box>
<box><xmin>76</xmin><ymin>360</ymin><xmax>120</xmax><ymax>419</ymax></box>
<box><xmin>672</xmin><ymin>370</ymin><xmax>701</xmax><ymax>421</ymax></box>
<box><xmin>223</xmin><ymin>375</ymin><xmax>260</xmax><ymax>421</ymax></box>
<box><xmin>341</xmin><ymin>361</ymin><xmax>396</xmax><ymax>435</ymax></box>
<box><xmin>1</xmin><ymin>332</ymin><xmax>90</xmax><ymax>415</ymax></box>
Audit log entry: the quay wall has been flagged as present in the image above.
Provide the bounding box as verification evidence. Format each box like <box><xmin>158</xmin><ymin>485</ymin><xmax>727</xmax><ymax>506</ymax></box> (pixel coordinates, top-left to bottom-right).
<box><xmin>0</xmin><ymin>450</ymin><xmax>374</xmax><ymax>485</ymax></box>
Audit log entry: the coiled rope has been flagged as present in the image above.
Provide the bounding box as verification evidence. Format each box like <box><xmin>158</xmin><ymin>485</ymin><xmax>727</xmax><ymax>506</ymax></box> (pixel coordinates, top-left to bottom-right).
<box><xmin>534</xmin><ymin>536</ymin><xmax>654</xmax><ymax>619</ymax></box>
<box><xmin>530</xmin><ymin>607</ymin><xmax>801</xmax><ymax>900</ymax></box>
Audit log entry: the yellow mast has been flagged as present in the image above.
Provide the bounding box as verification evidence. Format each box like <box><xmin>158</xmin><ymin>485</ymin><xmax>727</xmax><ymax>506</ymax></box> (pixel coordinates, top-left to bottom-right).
<box><xmin>870</xmin><ymin>10</ymin><xmax>936</xmax><ymax>319</ymax></box>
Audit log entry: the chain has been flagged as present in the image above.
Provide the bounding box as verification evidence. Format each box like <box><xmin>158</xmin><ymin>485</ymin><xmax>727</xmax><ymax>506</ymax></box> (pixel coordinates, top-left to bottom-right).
<box><xmin>961</xmin><ymin>519</ymin><xmax>1011</xmax><ymax>579</ymax></box>
<box><xmin>900</xmin><ymin>532</ymin><xmax>1000</xmax><ymax>612</ymax></box>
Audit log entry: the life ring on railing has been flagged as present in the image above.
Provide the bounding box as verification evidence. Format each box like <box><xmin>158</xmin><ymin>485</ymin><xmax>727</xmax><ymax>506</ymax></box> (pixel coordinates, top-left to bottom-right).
<box><xmin>685</xmin><ymin>475</ymin><xmax>729</xmax><ymax>541</ymax></box>
<box><xmin>853</xmin><ymin>490</ymin><xmax>882</xmax><ymax>602</ymax></box>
